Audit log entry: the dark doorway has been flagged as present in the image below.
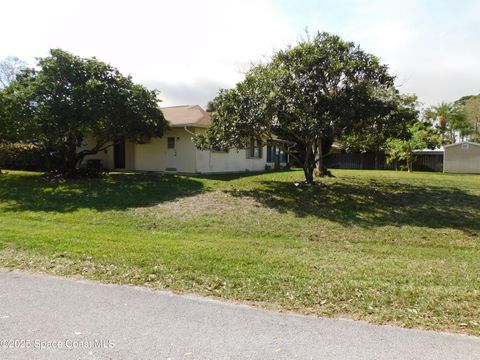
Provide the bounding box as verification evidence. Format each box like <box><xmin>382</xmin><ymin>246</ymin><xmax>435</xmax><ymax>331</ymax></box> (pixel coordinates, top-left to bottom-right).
<box><xmin>113</xmin><ymin>137</ymin><xmax>126</xmax><ymax>169</ymax></box>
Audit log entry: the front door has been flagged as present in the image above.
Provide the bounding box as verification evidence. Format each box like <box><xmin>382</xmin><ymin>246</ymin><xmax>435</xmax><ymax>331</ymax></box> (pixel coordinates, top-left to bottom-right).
<box><xmin>113</xmin><ymin>137</ymin><xmax>126</xmax><ymax>169</ymax></box>
<box><xmin>165</xmin><ymin>136</ymin><xmax>177</xmax><ymax>172</ymax></box>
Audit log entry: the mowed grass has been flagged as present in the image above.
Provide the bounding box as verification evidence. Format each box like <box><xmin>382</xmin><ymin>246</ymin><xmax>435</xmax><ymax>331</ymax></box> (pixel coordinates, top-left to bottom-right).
<box><xmin>0</xmin><ymin>169</ymin><xmax>479</xmax><ymax>335</ymax></box>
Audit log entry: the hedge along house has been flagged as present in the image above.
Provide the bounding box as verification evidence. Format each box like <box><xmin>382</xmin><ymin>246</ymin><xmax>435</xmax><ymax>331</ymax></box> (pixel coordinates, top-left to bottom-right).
<box><xmin>80</xmin><ymin>105</ymin><xmax>288</xmax><ymax>174</ymax></box>
<box><xmin>444</xmin><ymin>141</ymin><xmax>480</xmax><ymax>174</ymax></box>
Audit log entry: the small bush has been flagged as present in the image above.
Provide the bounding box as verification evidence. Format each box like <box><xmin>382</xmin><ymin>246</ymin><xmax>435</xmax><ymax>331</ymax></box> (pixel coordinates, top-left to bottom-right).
<box><xmin>0</xmin><ymin>143</ymin><xmax>47</xmax><ymax>171</ymax></box>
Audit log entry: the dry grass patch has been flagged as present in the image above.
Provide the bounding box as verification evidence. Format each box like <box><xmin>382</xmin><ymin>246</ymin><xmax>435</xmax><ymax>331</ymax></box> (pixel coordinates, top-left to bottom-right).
<box><xmin>135</xmin><ymin>190</ymin><xmax>276</xmax><ymax>219</ymax></box>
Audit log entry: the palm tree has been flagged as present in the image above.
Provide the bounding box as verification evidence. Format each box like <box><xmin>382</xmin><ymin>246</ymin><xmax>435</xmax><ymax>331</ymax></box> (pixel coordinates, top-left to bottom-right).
<box><xmin>425</xmin><ymin>102</ymin><xmax>470</xmax><ymax>143</ymax></box>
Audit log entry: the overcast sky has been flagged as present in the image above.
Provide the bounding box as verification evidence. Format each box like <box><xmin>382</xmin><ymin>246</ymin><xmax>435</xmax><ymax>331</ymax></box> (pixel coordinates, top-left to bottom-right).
<box><xmin>1</xmin><ymin>0</ymin><xmax>479</xmax><ymax>108</ymax></box>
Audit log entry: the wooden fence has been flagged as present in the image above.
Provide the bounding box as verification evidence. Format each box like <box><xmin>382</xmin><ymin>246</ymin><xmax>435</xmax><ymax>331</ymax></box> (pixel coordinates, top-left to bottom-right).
<box><xmin>324</xmin><ymin>152</ymin><xmax>444</xmax><ymax>172</ymax></box>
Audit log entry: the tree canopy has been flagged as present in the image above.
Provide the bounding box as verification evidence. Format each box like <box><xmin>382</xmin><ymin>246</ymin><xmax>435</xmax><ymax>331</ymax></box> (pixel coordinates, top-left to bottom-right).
<box><xmin>0</xmin><ymin>49</ymin><xmax>168</xmax><ymax>175</ymax></box>
<box><xmin>338</xmin><ymin>92</ymin><xmax>418</xmax><ymax>167</ymax></box>
<box><xmin>196</xmin><ymin>32</ymin><xmax>413</xmax><ymax>183</ymax></box>
<box><xmin>386</xmin><ymin>121</ymin><xmax>441</xmax><ymax>172</ymax></box>
<box><xmin>425</xmin><ymin>101</ymin><xmax>471</xmax><ymax>143</ymax></box>
<box><xmin>0</xmin><ymin>56</ymin><xmax>27</xmax><ymax>172</ymax></box>
<box><xmin>463</xmin><ymin>96</ymin><xmax>480</xmax><ymax>141</ymax></box>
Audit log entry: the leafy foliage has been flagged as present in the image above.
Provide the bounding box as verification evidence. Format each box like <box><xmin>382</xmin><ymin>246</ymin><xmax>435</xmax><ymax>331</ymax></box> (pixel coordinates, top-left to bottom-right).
<box><xmin>196</xmin><ymin>32</ymin><xmax>406</xmax><ymax>183</ymax></box>
<box><xmin>463</xmin><ymin>96</ymin><xmax>480</xmax><ymax>141</ymax></box>
<box><xmin>425</xmin><ymin>101</ymin><xmax>472</xmax><ymax>143</ymax></box>
<box><xmin>386</xmin><ymin>121</ymin><xmax>442</xmax><ymax>172</ymax></box>
<box><xmin>338</xmin><ymin>92</ymin><xmax>418</xmax><ymax>161</ymax></box>
<box><xmin>0</xmin><ymin>143</ymin><xmax>46</xmax><ymax>171</ymax></box>
<box><xmin>0</xmin><ymin>49</ymin><xmax>168</xmax><ymax>175</ymax></box>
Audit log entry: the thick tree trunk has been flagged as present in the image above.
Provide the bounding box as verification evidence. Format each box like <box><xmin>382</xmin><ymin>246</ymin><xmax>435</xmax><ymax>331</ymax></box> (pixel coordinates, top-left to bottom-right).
<box><xmin>59</xmin><ymin>140</ymin><xmax>82</xmax><ymax>176</ymax></box>
<box><xmin>316</xmin><ymin>137</ymin><xmax>325</xmax><ymax>176</ymax></box>
<box><xmin>407</xmin><ymin>159</ymin><xmax>413</xmax><ymax>172</ymax></box>
<box><xmin>60</xmin><ymin>136</ymin><xmax>109</xmax><ymax>176</ymax></box>
<box><xmin>303</xmin><ymin>166</ymin><xmax>314</xmax><ymax>184</ymax></box>
<box><xmin>374</xmin><ymin>152</ymin><xmax>379</xmax><ymax>170</ymax></box>
<box><xmin>303</xmin><ymin>144</ymin><xmax>315</xmax><ymax>184</ymax></box>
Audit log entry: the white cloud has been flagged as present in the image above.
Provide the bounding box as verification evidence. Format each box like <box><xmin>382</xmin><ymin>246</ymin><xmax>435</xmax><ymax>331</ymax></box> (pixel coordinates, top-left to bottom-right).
<box><xmin>363</xmin><ymin>2</ymin><xmax>479</xmax><ymax>105</ymax></box>
<box><xmin>1</xmin><ymin>0</ymin><xmax>479</xmax><ymax>107</ymax></box>
<box><xmin>292</xmin><ymin>0</ymin><xmax>480</xmax><ymax>106</ymax></box>
<box><xmin>0</xmin><ymin>0</ymin><xmax>296</xmax><ymax>106</ymax></box>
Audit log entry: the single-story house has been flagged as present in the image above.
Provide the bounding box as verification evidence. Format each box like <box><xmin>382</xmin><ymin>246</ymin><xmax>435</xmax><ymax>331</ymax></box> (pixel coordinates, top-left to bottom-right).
<box><xmin>444</xmin><ymin>141</ymin><xmax>480</xmax><ymax>174</ymax></box>
<box><xmin>80</xmin><ymin>105</ymin><xmax>288</xmax><ymax>174</ymax></box>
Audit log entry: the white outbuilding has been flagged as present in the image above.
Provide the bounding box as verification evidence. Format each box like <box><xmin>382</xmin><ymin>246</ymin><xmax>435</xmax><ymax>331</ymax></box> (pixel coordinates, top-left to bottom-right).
<box><xmin>443</xmin><ymin>142</ymin><xmax>480</xmax><ymax>174</ymax></box>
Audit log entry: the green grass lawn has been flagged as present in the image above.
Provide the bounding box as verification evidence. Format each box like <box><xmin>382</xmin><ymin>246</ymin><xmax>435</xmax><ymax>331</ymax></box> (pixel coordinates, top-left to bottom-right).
<box><xmin>0</xmin><ymin>169</ymin><xmax>479</xmax><ymax>335</ymax></box>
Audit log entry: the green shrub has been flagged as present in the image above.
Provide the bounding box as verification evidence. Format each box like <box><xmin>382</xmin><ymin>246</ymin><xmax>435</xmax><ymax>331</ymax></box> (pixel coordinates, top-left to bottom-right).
<box><xmin>0</xmin><ymin>143</ymin><xmax>47</xmax><ymax>171</ymax></box>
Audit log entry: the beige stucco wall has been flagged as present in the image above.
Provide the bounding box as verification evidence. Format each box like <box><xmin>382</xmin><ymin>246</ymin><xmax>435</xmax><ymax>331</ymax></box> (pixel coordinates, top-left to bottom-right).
<box><xmin>195</xmin><ymin>148</ymin><xmax>267</xmax><ymax>173</ymax></box>
<box><xmin>134</xmin><ymin>127</ymin><xmax>197</xmax><ymax>173</ymax></box>
<box><xmin>78</xmin><ymin>128</ymin><xmax>270</xmax><ymax>174</ymax></box>
<box><xmin>124</xmin><ymin>140</ymin><xmax>135</xmax><ymax>170</ymax></box>
<box><xmin>79</xmin><ymin>137</ymin><xmax>135</xmax><ymax>170</ymax></box>
<box><xmin>444</xmin><ymin>143</ymin><xmax>480</xmax><ymax>174</ymax></box>
<box><xmin>78</xmin><ymin>136</ymin><xmax>114</xmax><ymax>169</ymax></box>
<box><xmin>193</xmin><ymin>128</ymin><xmax>268</xmax><ymax>173</ymax></box>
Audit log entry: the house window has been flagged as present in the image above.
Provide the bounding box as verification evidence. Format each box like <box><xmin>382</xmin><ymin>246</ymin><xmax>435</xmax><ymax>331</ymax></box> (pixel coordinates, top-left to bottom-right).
<box><xmin>267</xmin><ymin>142</ymin><xmax>288</xmax><ymax>164</ymax></box>
<box><xmin>248</xmin><ymin>138</ymin><xmax>262</xmax><ymax>158</ymax></box>
<box><xmin>267</xmin><ymin>143</ymin><xmax>273</xmax><ymax>162</ymax></box>
<box><xmin>167</xmin><ymin>137</ymin><xmax>175</xmax><ymax>149</ymax></box>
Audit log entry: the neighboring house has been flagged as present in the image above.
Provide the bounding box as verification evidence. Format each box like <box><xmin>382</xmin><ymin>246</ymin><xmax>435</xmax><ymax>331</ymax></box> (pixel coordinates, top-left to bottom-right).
<box><xmin>81</xmin><ymin>105</ymin><xmax>288</xmax><ymax>174</ymax></box>
<box><xmin>444</xmin><ymin>141</ymin><xmax>480</xmax><ymax>174</ymax></box>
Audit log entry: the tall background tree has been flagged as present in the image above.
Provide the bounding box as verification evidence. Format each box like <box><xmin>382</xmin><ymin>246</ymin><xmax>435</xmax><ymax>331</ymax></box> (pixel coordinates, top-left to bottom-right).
<box><xmin>0</xmin><ymin>56</ymin><xmax>27</xmax><ymax>174</ymax></box>
<box><xmin>386</xmin><ymin>121</ymin><xmax>442</xmax><ymax>172</ymax></box>
<box><xmin>196</xmin><ymin>32</ymin><xmax>408</xmax><ymax>183</ymax></box>
<box><xmin>425</xmin><ymin>101</ymin><xmax>471</xmax><ymax>143</ymax></box>
<box><xmin>1</xmin><ymin>49</ymin><xmax>168</xmax><ymax>176</ymax></box>
<box><xmin>0</xmin><ymin>56</ymin><xmax>27</xmax><ymax>88</ymax></box>
<box><xmin>463</xmin><ymin>96</ymin><xmax>480</xmax><ymax>141</ymax></box>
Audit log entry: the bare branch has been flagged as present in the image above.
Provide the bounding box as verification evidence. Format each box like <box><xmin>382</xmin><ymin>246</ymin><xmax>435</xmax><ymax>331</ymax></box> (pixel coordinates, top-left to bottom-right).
<box><xmin>0</xmin><ymin>56</ymin><xmax>27</xmax><ymax>88</ymax></box>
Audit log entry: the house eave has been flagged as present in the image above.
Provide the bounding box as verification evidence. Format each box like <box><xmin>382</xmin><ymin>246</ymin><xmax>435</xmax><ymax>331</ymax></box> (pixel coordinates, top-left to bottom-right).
<box><xmin>169</xmin><ymin>123</ymin><xmax>209</xmax><ymax>129</ymax></box>
<box><xmin>444</xmin><ymin>141</ymin><xmax>480</xmax><ymax>148</ymax></box>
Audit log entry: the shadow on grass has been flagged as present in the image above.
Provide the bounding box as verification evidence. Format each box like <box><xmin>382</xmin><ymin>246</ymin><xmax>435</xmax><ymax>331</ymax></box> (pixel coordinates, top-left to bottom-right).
<box><xmin>196</xmin><ymin>169</ymin><xmax>295</xmax><ymax>181</ymax></box>
<box><xmin>0</xmin><ymin>172</ymin><xmax>205</xmax><ymax>213</ymax></box>
<box><xmin>225</xmin><ymin>180</ymin><xmax>480</xmax><ymax>231</ymax></box>
<box><xmin>2</xmin><ymin>171</ymin><xmax>480</xmax><ymax>232</ymax></box>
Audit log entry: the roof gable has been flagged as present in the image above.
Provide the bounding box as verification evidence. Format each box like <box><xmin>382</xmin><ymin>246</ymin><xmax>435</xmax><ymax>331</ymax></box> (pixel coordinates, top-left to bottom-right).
<box><xmin>160</xmin><ymin>105</ymin><xmax>210</xmax><ymax>128</ymax></box>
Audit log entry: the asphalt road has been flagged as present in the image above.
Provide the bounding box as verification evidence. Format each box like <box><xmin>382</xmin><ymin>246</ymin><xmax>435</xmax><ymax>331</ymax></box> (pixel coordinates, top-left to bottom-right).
<box><xmin>0</xmin><ymin>268</ymin><xmax>479</xmax><ymax>360</ymax></box>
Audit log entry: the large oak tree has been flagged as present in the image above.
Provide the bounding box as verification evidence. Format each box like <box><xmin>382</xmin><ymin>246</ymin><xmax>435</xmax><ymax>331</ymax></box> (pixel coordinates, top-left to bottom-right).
<box><xmin>0</xmin><ymin>56</ymin><xmax>27</xmax><ymax>173</ymax></box>
<box><xmin>196</xmin><ymin>32</ymin><xmax>403</xmax><ymax>183</ymax></box>
<box><xmin>1</xmin><ymin>49</ymin><xmax>168</xmax><ymax>175</ymax></box>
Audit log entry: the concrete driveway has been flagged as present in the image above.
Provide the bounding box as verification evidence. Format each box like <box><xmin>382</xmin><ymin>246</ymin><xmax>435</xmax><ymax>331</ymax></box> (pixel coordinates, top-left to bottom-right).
<box><xmin>0</xmin><ymin>268</ymin><xmax>478</xmax><ymax>359</ymax></box>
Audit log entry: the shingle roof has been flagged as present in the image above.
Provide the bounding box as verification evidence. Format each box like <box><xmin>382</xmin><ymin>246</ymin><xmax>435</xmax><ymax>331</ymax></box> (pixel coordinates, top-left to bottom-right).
<box><xmin>161</xmin><ymin>105</ymin><xmax>211</xmax><ymax>128</ymax></box>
